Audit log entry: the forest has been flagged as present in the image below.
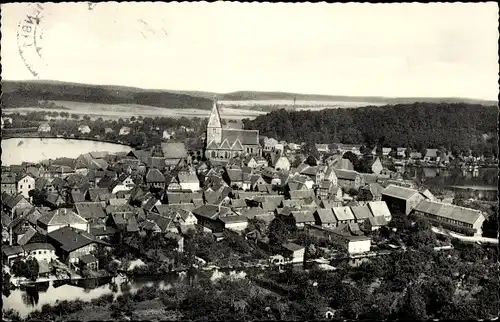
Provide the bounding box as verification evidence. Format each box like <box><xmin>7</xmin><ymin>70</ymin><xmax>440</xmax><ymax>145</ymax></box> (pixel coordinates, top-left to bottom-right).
<box><xmin>1</xmin><ymin>81</ymin><xmax>213</xmax><ymax>110</ymax></box>
<box><xmin>243</xmin><ymin>102</ymin><xmax>498</xmax><ymax>157</ymax></box>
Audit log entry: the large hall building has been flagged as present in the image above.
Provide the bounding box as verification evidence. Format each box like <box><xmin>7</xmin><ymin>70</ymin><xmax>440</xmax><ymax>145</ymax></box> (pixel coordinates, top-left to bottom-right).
<box><xmin>204</xmin><ymin>100</ymin><xmax>261</xmax><ymax>160</ymax></box>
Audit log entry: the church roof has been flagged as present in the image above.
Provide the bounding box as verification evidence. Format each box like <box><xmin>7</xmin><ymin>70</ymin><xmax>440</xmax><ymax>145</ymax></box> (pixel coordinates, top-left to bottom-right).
<box><xmin>221</xmin><ymin>129</ymin><xmax>259</xmax><ymax>146</ymax></box>
<box><xmin>207</xmin><ymin>100</ymin><xmax>222</xmax><ymax>128</ymax></box>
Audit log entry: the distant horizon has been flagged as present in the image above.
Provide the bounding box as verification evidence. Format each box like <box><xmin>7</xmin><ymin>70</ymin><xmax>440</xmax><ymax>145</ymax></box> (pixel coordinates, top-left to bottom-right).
<box><xmin>3</xmin><ymin>78</ymin><xmax>498</xmax><ymax>103</ymax></box>
<box><xmin>2</xmin><ymin>3</ymin><xmax>498</xmax><ymax>101</ymax></box>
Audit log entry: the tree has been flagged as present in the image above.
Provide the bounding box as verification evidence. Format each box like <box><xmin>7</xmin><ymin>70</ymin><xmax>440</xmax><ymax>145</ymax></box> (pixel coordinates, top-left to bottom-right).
<box><xmin>301</xmin><ymin>142</ymin><xmax>320</xmax><ymax>161</ymax></box>
<box><xmin>268</xmin><ymin>216</ymin><xmax>297</xmax><ymax>249</ymax></box>
<box><xmin>397</xmin><ymin>286</ymin><xmax>427</xmax><ymax>320</ymax></box>
<box><xmin>12</xmin><ymin>258</ymin><xmax>39</xmax><ymax>281</ymax></box>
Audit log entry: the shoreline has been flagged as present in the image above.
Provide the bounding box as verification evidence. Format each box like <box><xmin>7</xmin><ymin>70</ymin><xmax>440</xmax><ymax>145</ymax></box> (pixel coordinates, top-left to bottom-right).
<box><xmin>1</xmin><ymin>133</ymin><xmax>132</xmax><ymax>148</ymax></box>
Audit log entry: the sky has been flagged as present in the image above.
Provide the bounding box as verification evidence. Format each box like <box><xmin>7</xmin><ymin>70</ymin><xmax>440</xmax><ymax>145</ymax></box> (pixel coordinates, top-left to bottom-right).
<box><xmin>1</xmin><ymin>2</ymin><xmax>498</xmax><ymax>100</ymax></box>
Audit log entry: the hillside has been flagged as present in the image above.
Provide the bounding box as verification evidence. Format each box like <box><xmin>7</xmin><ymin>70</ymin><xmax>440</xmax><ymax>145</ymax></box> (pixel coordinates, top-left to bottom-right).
<box><xmin>2</xmin><ymin>80</ymin><xmax>496</xmax><ymax>111</ymax></box>
<box><xmin>1</xmin><ymin>80</ymin><xmax>213</xmax><ymax>110</ymax></box>
<box><xmin>243</xmin><ymin>102</ymin><xmax>498</xmax><ymax>156</ymax></box>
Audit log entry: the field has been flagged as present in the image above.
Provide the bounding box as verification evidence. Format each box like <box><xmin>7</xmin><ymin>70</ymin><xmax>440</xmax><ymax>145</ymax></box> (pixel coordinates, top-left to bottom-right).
<box><xmin>2</xmin><ymin>100</ymin><xmax>267</xmax><ymax>121</ymax></box>
<box><xmin>219</xmin><ymin>99</ymin><xmax>384</xmax><ymax>107</ymax></box>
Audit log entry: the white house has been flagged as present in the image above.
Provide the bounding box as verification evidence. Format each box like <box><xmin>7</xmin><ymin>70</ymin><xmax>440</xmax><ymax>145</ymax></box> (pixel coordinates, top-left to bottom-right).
<box><xmin>282</xmin><ymin>243</ymin><xmax>306</xmax><ymax>264</ymax></box>
<box><xmin>78</xmin><ymin>125</ymin><xmax>91</xmax><ymax>134</ymax></box>
<box><xmin>178</xmin><ymin>171</ymin><xmax>200</xmax><ymax>192</ymax></box>
<box><xmin>119</xmin><ymin>126</ymin><xmax>131</xmax><ymax>136</ymax></box>
<box><xmin>220</xmin><ymin>215</ymin><xmax>248</xmax><ymax>232</ymax></box>
<box><xmin>37</xmin><ymin>208</ymin><xmax>90</xmax><ymax>234</ymax></box>
<box><xmin>23</xmin><ymin>243</ymin><xmax>58</xmax><ymax>263</ymax></box>
<box><xmin>343</xmin><ymin>235</ymin><xmax>371</xmax><ymax>255</ymax></box>
<box><xmin>17</xmin><ymin>175</ymin><xmax>35</xmax><ymax>199</ymax></box>
<box><xmin>110</xmin><ymin>175</ymin><xmax>135</xmax><ymax>194</ymax></box>
<box><xmin>274</xmin><ymin>156</ymin><xmax>291</xmax><ymax>171</ymax></box>
<box><xmin>38</xmin><ymin>123</ymin><xmax>51</xmax><ymax>133</ymax></box>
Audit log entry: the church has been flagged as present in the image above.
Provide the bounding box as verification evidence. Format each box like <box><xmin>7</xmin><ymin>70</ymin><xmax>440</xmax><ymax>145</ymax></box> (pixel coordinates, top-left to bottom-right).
<box><xmin>205</xmin><ymin>100</ymin><xmax>261</xmax><ymax>160</ymax></box>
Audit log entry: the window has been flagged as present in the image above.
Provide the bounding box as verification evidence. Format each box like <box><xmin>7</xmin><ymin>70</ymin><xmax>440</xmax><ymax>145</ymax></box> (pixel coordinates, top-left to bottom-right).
<box><xmin>28</xmin><ymin>185</ymin><xmax>31</xmax><ymax>189</ymax></box>
<box><xmin>20</xmin><ymin>185</ymin><xmax>23</xmax><ymax>189</ymax></box>
<box><xmin>44</xmin><ymin>251</ymin><xmax>47</xmax><ymax>254</ymax></box>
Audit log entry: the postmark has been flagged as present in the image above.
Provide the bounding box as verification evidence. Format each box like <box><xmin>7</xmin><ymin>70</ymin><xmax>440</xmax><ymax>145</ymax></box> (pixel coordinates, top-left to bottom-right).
<box><xmin>17</xmin><ymin>3</ymin><xmax>46</xmax><ymax>78</ymax></box>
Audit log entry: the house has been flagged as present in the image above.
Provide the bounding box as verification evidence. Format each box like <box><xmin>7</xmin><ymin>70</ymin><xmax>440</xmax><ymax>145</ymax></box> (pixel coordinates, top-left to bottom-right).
<box><xmin>145</xmin><ymin>168</ymin><xmax>166</xmax><ymax>189</ymax></box>
<box><xmin>301</xmin><ymin>166</ymin><xmax>326</xmax><ymax>185</ymax></box>
<box><xmin>382</xmin><ymin>147</ymin><xmax>392</xmax><ymax>156</ymax></box>
<box><xmin>23</xmin><ymin>243</ymin><xmax>57</xmax><ymax>264</ymax></box>
<box><xmin>2</xmin><ymin>193</ymin><xmax>32</xmax><ymax>218</ymax></box>
<box><xmin>78</xmin><ymin>125</ymin><xmax>91</xmax><ymax>134</ymax></box>
<box><xmin>371</xmin><ymin>157</ymin><xmax>383</xmax><ymax>175</ymax></box>
<box><xmin>79</xmin><ymin>254</ymin><xmax>99</xmax><ymax>272</ymax></box>
<box><xmin>323</xmin><ymin>167</ymin><xmax>338</xmax><ymax>186</ymax></box>
<box><xmin>334</xmin><ymin>169</ymin><xmax>363</xmax><ymax>191</ymax></box>
<box><xmin>412</xmin><ymin>200</ymin><xmax>485</xmax><ymax>237</ymax></box>
<box><xmin>261</xmin><ymin>167</ymin><xmax>282</xmax><ymax>186</ymax></box>
<box><xmin>304</xmin><ymin>224</ymin><xmax>371</xmax><ymax>255</ymax></box>
<box><xmin>366</xmin><ymin>201</ymin><xmax>392</xmax><ymax>222</ymax></box>
<box><xmin>396</xmin><ymin>148</ymin><xmax>407</xmax><ymax>158</ymax></box>
<box><xmin>17</xmin><ymin>174</ymin><xmax>35</xmax><ymax>199</ymax></box>
<box><xmin>332</xmin><ymin>206</ymin><xmax>356</xmax><ymax>224</ymax></box>
<box><xmin>161</xmin><ymin>142</ymin><xmax>188</xmax><ymax>168</ymax></box>
<box><xmin>47</xmin><ymin>226</ymin><xmax>107</xmax><ymax>269</ymax></box>
<box><xmin>274</xmin><ymin>156</ymin><xmax>291</xmax><ymax>171</ymax></box>
<box><xmin>315</xmin><ymin>144</ymin><xmax>329</xmax><ymax>154</ymax></box>
<box><xmin>219</xmin><ymin>215</ymin><xmax>248</xmax><ymax>232</ymax></box>
<box><xmin>178</xmin><ymin>170</ymin><xmax>200</xmax><ymax>192</ymax></box>
<box><xmin>424</xmin><ymin>149</ymin><xmax>439</xmax><ymax>162</ymax></box>
<box><xmin>289</xmin><ymin>189</ymin><xmax>315</xmax><ymax>200</ymax></box>
<box><xmin>313</xmin><ymin>209</ymin><xmax>337</xmax><ymax>228</ymax></box>
<box><xmin>288</xmin><ymin>174</ymin><xmax>315</xmax><ymax>190</ymax></box>
<box><xmin>363</xmin><ymin>216</ymin><xmax>388</xmax><ymax>231</ymax></box>
<box><xmin>381</xmin><ymin>184</ymin><xmax>425</xmax><ymax>216</ymax></box>
<box><xmin>192</xmin><ymin>205</ymin><xmax>233</xmax><ymax>233</ymax></box>
<box><xmin>281</xmin><ymin>243</ymin><xmax>305</xmax><ymax>264</ymax></box>
<box><xmin>359</xmin><ymin>183</ymin><xmax>384</xmax><ymax>201</ymax></box>
<box><xmin>108</xmin><ymin>174</ymin><xmax>135</xmax><ymax>194</ymax></box>
<box><xmin>119</xmin><ymin>126</ymin><xmax>131</xmax><ymax>136</ymax></box>
<box><xmin>350</xmin><ymin>205</ymin><xmax>373</xmax><ymax>224</ymax></box>
<box><xmin>2</xmin><ymin>245</ymin><xmax>25</xmax><ymax>266</ymax></box>
<box><xmin>409</xmin><ymin>152</ymin><xmax>422</xmax><ymax>160</ymax></box>
<box><xmin>37</xmin><ymin>208</ymin><xmax>90</xmax><ymax>234</ymax></box>
<box><xmin>107</xmin><ymin>212</ymin><xmax>139</xmax><ymax>233</ymax></box>
<box><xmin>2</xmin><ymin>173</ymin><xmax>18</xmax><ymax>195</ymax></box>
<box><xmin>290</xmin><ymin>210</ymin><xmax>316</xmax><ymax>228</ymax></box>
<box><xmin>315</xmin><ymin>180</ymin><xmax>341</xmax><ymax>200</ymax></box>
<box><xmin>38</xmin><ymin>123</ymin><xmax>51</xmax><ymax>133</ymax></box>
<box><xmin>145</xmin><ymin>212</ymin><xmax>179</xmax><ymax>233</ymax></box>
<box><xmin>74</xmin><ymin>202</ymin><xmax>107</xmax><ymax>228</ymax></box>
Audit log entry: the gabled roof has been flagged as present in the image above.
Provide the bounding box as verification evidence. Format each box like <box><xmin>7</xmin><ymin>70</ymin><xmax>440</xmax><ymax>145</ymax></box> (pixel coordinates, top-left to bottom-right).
<box><xmin>282</xmin><ymin>242</ymin><xmax>305</xmax><ymax>252</ymax></box>
<box><xmin>289</xmin><ymin>189</ymin><xmax>314</xmax><ymax>200</ymax></box>
<box><xmin>332</xmin><ymin>206</ymin><xmax>356</xmax><ymax>221</ymax></box>
<box><xmin>367</xmin><ymin>201</ymin><xmax>392</xmax><ymax>219</ymax></box>
<box><xmin>362</xmin><ymin>183</ymin><xmax>384</xmax><ymax>198</ymax></box>
<box><xmin>74</xmin><ymin>202</ymin><xmax>107</xmax><ymax>219</ymax></box>
<box><xmin>146</xmin><ymin>168</ymin><xmax>166</xmax><ymax>183</ymax></box>
<box><xmin>192</xmin><ymin>204</ymin><xmax>232</xmax><ymax>220</ymax></box>
<box><xmin>413</xmin><ymin>200</ymin><xmax>484</xmax><ymax>225</ymax></box>
<box><xmin>17</xmin><ymin>226</ymin><xmax>39</xmax><ymax>246</ymax></box>
<box><xmin>221</xmin><ymin>129</ymin><xmax>259</xmax><ymax>146</ymax></box>
<box><xmin>334</xmin><ymin>169</ymin><xmax>359</xmax><ymax>180</ymax></box>
<box><xmin>381</xmin><ymin>184</ymin><xmax>420</xmax><ymax>200</ymax></box>
<box><xmin>219</xmin><ymin>215</ymin><xmax>248</xmax><ymax>224</ymax></box>
<box><xmin>368</xmin><ymin>216</ymin><xmax>388</xmax><ymax>227</ymax></box>
<box><xmin>314</xmin><ymin>209</ymin><xmax>337</xmax><ymax>224</ymax></box>
<box><xmin>161</xmin><ymin>142</ymin><xmax>188</xmax><ymax>159</ymax></box>
<box><xmin>48</xmin><ymin>226</ymin><xmax>105</xmax><ymax>252</ymax></box>
<box><xmin>146</xmin><ymin>212</ymin><xmax>177</xmax><ymax>232</ymax></box>
<box><xmin>350</xmin><ymin>205</ymin><xmax>373</xmax><ymax>221</ymax></box>
<box><xmin>87</xmin><ymin>188</ymin><xmax>112</xmax><ymax>202</ymax></box>
<box><xmin>178</xmin><ymin>171</ymin><xmax>199</xmax><ymax>183</ymax></box>
<box><xmin>38</xmin><ymin>208</ymin><xmax>88</xmax><ymax>227</ymax></box>
<box><xmin>291</xmin><ymin>210</ymin><xmax>315</xmax><ymax>223</ymax></box>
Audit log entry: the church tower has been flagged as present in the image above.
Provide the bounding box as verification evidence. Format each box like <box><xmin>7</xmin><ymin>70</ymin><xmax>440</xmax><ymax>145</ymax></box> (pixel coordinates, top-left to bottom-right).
<box><xmin>206</xmin><ymin>99</ymin><xmax>222</xmax><ymax>144</ymax></box>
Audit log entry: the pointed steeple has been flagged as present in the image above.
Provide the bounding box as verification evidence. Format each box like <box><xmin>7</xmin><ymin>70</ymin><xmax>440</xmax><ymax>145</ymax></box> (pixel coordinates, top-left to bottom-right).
<box><xmin>207</xmin><ymin>97</ymin><xmax>222</xmax><ymax>128</ymax></box>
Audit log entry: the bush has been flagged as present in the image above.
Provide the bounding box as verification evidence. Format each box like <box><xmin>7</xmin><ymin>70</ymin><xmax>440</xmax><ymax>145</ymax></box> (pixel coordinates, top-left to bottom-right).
<box><xmin>133</xmin><ymin>285</ymin><xmax>158</xmax><ymax>302</ymax></box>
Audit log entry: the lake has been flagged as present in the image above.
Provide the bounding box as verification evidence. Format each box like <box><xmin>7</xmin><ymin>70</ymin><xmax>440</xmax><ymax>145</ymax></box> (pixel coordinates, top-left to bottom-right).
<box><xmin>2</xmin><ymin>269</ymin><xmax>248</xmax><ymax>318</ymax></box>
<box><xmin>400</xmin><ymin>165</ymin><xmax>497</xmax><ymax>200</ymax></box>
<box><xmin>1</xmin><ymin>138</ymin><xmax>133</xmax><ymax>166</ymax></box>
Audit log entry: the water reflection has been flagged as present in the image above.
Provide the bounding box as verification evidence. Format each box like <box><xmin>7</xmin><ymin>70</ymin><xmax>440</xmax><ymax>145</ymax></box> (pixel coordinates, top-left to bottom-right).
<box><xmin>2</xmin><ymin>269</ymin><xmax>246</xmax><ymax>318</ymax></box>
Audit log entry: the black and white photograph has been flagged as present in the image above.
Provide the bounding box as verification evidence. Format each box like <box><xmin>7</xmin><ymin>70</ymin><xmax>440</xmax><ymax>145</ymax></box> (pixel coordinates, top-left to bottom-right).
<box><xmin>1</xmin><ymin>2</ymin><xmax>498</xmax><ymax>321</ymax></box>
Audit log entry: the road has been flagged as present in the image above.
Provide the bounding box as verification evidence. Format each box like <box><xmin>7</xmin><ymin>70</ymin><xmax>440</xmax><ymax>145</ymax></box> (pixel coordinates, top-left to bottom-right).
<box><xmin>431</xmin><ymin>227</ymin><xmax>498</xmax><ymax>244</ymax></box>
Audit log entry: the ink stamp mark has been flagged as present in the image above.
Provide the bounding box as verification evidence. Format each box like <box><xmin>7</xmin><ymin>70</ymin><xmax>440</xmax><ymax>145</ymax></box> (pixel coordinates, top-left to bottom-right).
<box><xmin>17</xmin><ymin>4</ymin><xmax>46</xmax><ymax>78</ymax></box>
